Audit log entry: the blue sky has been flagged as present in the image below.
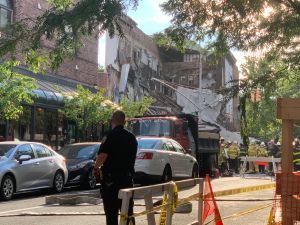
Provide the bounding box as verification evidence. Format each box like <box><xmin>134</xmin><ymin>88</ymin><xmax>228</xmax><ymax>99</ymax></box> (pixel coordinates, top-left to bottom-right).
<box><xmin>127</xmin><ymin>0</ymin><xmax>171</xmax><ymax>35</ymax></box>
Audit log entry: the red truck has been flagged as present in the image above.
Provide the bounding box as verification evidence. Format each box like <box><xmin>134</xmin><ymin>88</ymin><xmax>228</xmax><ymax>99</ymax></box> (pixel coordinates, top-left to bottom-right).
<box><xmin>127</xmin><ymin>114</ymin><xmax>220</xmax><ymax>176</ymax></box>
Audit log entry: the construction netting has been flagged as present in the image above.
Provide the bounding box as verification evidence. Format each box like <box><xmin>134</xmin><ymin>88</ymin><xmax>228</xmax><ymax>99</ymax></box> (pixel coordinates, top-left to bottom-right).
<box><xmin>269</xmin><ymin>172</ymin><xmax>300</xmax><ymax>225</ymax></box>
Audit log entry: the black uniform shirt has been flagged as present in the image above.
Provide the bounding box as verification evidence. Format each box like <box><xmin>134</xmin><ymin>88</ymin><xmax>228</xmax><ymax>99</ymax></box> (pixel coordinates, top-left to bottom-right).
<box><xmin>99</xmin><ymin>125</ymin><xmax>137</xmax><ymax>177</ymax></box>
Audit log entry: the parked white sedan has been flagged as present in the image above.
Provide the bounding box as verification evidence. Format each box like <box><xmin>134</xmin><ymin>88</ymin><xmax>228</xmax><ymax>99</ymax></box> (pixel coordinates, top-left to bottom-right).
<box><xmin>134</xmin><ymin>137</ymin><xmax>198</xmax><ymax>183</ymax></box>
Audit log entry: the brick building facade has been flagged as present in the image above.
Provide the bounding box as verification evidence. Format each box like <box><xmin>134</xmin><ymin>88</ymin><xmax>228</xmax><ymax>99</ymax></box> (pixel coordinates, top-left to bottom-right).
<box><xmin>0</xmin><ymin>0</ymin><xmax>105</xmax><ymax>147</ymax></box>
<box><xmin>10</xmin><ymin>0</ymin><xmax>103</xmax><ymax>88</ymax></box>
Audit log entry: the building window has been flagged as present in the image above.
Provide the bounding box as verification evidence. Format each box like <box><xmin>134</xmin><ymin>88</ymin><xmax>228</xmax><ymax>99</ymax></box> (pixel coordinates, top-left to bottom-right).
<box><xmin>45</xmin><ymin>109</ymin><xmax>58</xmax><ymax>148</ymax></box>
<box><xmin>18</xmin><ymin>106</ymin><xmax>32</xmax><ymax>141</ymax></box>
<box><xmin>0</xmin><ymin>0</ymin><xmax>13</xmax><ymax>28</ymax></box>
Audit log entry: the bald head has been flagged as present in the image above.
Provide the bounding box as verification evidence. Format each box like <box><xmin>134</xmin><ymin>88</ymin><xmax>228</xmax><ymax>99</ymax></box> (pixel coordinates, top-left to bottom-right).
<box><xmin>111</xmin><ymin>110</ymin><xmax>126</xmax><ymax>129</ymax></box>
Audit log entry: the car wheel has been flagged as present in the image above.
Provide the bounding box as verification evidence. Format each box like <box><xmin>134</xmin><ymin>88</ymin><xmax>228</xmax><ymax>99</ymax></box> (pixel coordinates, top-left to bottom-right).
<box><xmin>191</xmin><ymin>164</ymin><xmax>199</xmax><ymax>178</ymax></box>
<box><xmin>161</xmin><ymin>166</ymin><xmax>172</xmax><ymax>183</ymax></box>
<box><xmin>53</xmin><ymin>171</ymin><xmax>64</xmax><ymax>193</ymax></box>
<box><xmin>85</xmin><ymin>170</ymin><xmax>96</xmax><ymax>189</ymax></box>
<box><xmin>0</xmin><ymin>175</ymin><xmax>14</xmax><ymax>201</ymax></box>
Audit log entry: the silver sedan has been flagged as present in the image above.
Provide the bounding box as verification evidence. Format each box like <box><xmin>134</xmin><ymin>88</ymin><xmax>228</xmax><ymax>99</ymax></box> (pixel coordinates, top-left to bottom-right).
<box><xmin>0</xmin><ymin>141</ymin><xmax>68</xmax><ymax>200</ymax></box>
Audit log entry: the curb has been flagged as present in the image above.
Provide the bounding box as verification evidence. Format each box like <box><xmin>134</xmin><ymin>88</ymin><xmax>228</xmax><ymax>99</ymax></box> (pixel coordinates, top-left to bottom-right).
<box><xmin>45</xmin><ymin>192</ymin><xmax>101</xmax><ymax>205</ymax></box>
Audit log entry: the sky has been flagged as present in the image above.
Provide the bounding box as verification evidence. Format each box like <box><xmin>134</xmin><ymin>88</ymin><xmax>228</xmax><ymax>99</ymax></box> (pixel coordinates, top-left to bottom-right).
<box><xmin>127</xmin><ymin>0</ymin><xmax>171</xmax><ymax>35</ymax></box>
<box><xmin>99</xmin><ymin>0</ymin><xmax>245</xmax><ymax>69</ymax></box>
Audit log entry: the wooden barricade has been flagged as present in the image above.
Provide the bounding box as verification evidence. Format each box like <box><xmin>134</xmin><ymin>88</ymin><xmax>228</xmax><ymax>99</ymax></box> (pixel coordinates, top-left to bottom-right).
<box><xmin>277</xmin><ymin>98</ymin><xmax>300</xmax><ymax>225</ymax></box>
<box><xmin>118</xmin><ymin>178</ymin><xmax>204</xmax><ymax>225</ymax></box>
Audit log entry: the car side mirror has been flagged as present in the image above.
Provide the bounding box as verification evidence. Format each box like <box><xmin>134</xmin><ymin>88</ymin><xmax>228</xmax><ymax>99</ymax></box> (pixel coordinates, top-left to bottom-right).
<box><xmin>18</xmin><ymin>155</ymin><xmax>31</xmax><ymax>164</ymax></box>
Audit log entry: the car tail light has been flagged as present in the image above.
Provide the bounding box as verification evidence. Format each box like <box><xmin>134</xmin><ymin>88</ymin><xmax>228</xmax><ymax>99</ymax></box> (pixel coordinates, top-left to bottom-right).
<box><xmin>136</xmin><ymin>152</ymin><xmax>153</xmax><ymax>160</ymax></box>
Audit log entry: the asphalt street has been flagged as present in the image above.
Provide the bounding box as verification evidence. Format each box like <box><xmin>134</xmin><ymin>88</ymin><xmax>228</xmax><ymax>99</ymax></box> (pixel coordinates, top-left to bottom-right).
<box><xmin>0</xmin><ymin>177</ymin><xmax>275</xmax><ymax>225</ymax></box>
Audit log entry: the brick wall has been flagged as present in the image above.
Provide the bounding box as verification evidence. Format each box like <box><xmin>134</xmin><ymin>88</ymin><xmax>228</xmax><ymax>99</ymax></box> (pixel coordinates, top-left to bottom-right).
<box><xmin>11</xmin><ymin>0</ymin><xmax>103</xmax><ymax>87</ymax></box>
<box><xmin>120</xmin><ymin>15</ymin><xmax>160</xmax><ymax>57</ymax></box>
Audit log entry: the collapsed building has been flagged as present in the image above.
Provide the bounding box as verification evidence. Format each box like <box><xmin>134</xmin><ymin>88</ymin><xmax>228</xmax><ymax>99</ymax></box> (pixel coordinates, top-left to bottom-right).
<box><xmin>103</xmin><ymin>15</ymin><xmax>240</xmax><ymax>133</ymax></box>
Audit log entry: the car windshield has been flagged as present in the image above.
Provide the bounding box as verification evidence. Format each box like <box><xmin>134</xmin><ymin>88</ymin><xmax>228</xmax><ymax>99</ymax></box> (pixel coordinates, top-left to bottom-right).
<box><xmin>128</xmin><ymin>119</ymin><xmax>171</xmax><ymax>137</ymax></box>
<box><xmin>138</xmin><ymin>139</ymin><xmax>160</xmax><ymax>149</ymax></box>
<box><xmin>59</xmin><ymin>145</ymin><xmax>99</xmax><ymax>159</ymax></box>
<box><xmin>0</xmin><ymin>145</ymin><xmax>17</xmax><ymax>158</ymax></box>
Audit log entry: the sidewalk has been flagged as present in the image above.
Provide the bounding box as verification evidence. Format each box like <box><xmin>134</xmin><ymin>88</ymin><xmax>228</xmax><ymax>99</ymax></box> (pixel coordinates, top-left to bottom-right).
<box><xmin>211</xmin><ymin>175</ymin><xmax>275</xmax><ymax>192</ymax></box>
<box><xmin>0</xmin><ymin>175</ymin><xmax>276</xmax><ymax>225</ymax></box>
<box><xmin>178</xmin><ymin>174</ymin><xmax>275</xmax><ymax>199</ymax></box>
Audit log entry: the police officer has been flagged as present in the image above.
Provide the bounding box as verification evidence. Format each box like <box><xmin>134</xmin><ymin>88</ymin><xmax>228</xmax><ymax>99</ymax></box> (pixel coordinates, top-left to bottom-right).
<box><xmin>93</xmin><ymin>110</ymin><xmax>137</xmax><ymax>225</ymax></box>
<box><xmin>227</xmin><ymin>141</ymin><xmax>240</xmax><ymax>173</ymax></box>
<box><xmin>294</xmin><ymin>138</ymin><xmax>300</xmax><ymax>171</ymax></box>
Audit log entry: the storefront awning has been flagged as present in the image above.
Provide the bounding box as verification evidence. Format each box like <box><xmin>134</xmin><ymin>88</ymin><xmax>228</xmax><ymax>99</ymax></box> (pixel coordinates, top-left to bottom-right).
<box><xmin>32</xmin><ymin>80</ymin><xmax>77</xmax><ymax>107</ymax></box>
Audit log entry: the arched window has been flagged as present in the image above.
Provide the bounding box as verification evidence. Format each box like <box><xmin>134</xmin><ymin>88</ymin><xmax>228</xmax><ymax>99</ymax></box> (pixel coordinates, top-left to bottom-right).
<box><xmin>0</xmin><ymin>0</ymin><xmax>12</xmax><ymax>28</ymax></box>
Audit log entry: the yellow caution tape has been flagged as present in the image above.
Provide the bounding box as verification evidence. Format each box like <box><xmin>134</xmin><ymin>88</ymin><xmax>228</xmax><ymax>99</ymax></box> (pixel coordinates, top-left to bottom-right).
<box><xmin>214</xmin><ymin>183</ymin><xmax>275</xmax><ymax>198</ymax></box>
<box><xmin>204</xmin><ymin>203</ymin><xmax>273</xmax><ymax>225</ymax></box>
<box><xmin>121</xmin><ymin>182</ymin><xmax>275</xmax><ymax>220</ymax></box>
<box><xmin>159</xmin><ymin>192</ymin><xmax>168</xmax><ymax>225</ymax></box>
<box><xmin>120</xmin><ymin>213</ymin><xmax>128</xmax><ymax>224</ymax></box>
<box><xmin>267</xmin><ymin>207</ymin><xmax>274</xmax><ymax>225</ymax></box>
<box><xmin>172</xmin><ymin>182</ymin><xmax>178</xmax><ymax>214</ymax></box>
<box><xmin>222</xmin><ymin>203</ymin><xmax>273</xmax><ymax>220</ymax></box>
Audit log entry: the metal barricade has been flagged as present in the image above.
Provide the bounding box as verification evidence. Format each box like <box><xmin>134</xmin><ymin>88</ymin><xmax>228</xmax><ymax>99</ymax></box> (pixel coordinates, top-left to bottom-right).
<box><xmin>118</xmin><ymin>178</ymin><xmax>204</xmax><ymax>225</ymax></box>
<box><xmin>240</xmin><ymin>156</ymin><xmax>281</xmax><ymax>178</ymax></box>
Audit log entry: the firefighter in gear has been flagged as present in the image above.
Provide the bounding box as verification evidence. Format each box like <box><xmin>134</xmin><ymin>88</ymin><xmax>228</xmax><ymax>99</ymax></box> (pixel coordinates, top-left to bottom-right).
<box><xmin>218</xmin><ymin>137</ymin><xmax>227</xmax><ymax>174</ymax></box>
<box><xmin>257</xmin><ymin>142</ymin><xmax>269</xmax><ymax>173</ymax></box>
<box><xmin>294</xmin><ymin>138</ymin><xmax>300</xmax><ymax>171</ymax></box>
<box><xmin>248</xmin><ymin>142</ymin><xmax>259</xmax><ymax>173</ymax></box>
<box><xmin>227</xmin><ymin>141</ymin><xmax>240</xmax><ymax>173</ymax></box>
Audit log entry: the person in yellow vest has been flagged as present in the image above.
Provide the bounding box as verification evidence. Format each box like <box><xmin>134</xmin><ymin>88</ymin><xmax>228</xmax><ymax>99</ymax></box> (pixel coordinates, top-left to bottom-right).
<box><xmin>257</xmin><ymin>142</ymin><xmax>269</xmax><ymax>173</ymax></box>
<box><xmin>227</xmin><ymin>141</ymin><xmax>240</xmax><ymax>173</ymax></box>
<box><xmin>248</xmin><ymin>142</ymin><xmax>259</xmax><ymax>173</ymax></box>
<box><xmin>218</xmin><ymin>137</ymin><xmax>227</xmax><ymax>174</ymax></box>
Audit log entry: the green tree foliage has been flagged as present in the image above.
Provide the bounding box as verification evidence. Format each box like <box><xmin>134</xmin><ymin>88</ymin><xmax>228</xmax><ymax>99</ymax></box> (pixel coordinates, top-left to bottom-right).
<box><xmin>161</xmin><ymin>0</ymin><xmax>300</xmax><ymax>65</ymax></box>
<box><xmin>62</xmin><ymin>85</ymin><xmax>154</xmax><ymax>139</ymax></box>
<box><xmin>63</xmin><ymin>85</ymin><xmax>116</xmax><ymax>135</ymax></box>
<box><xmin>161</xmin><ymin>0</ymin><xmax>300</xmax><ymax>145</ymax></box>
<box><xmin>153</xmin><ymin>32</ymin><xmax>205</xmax><ymax>53</ymax></box>
<box><xmin>231</xmin><ymin>53</ymin><xmax>300</xmax><ymax>140</ymax></box>
<box><xmin>0</xmin><ymin>61</ymin><xmax>37</xmax><ymax>120</ymax></box>
<box><xmin>0</xmin><ymin>0</ymin><xmax>138</xmax><ymax>70</ymax></box>
<box><xmin>246</xmin><ymin>55</ymin><xmax>300</xmax><ymax>139</ymax></box>
<box><xmin>120</xmin><ymin>96</ymin><xmax>155</xmax><ymax>119</ymax></box>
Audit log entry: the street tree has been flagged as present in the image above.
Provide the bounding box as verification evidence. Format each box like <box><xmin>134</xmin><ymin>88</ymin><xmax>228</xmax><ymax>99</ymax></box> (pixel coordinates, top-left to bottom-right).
<box><xmin>120</xmin><ymin>96</ymin><xmax>155</xmax><ymax>119</ymax></box>
<box><xmin>62</xmin><ymin>85</ymin><xmax>154</xmax><ymax>140</ymax></box>
<box><xmin>0</xmin><ymin>61</ymin><xmax>37</xmax><ymax>120</ymax></box>
<box><xmin>159</xmin><ymin>0</ymin><xmax>300</xmax><ymax>146</ymax></box>
<box><xmin>161</xmin><ymin>0</ymin><xmax>300</xmax><ymax>65</ymax></box>
<box><xmin>241</xmin><ymin>54</ymin><xmax>300</xmax><ymax>141</ymax></box>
